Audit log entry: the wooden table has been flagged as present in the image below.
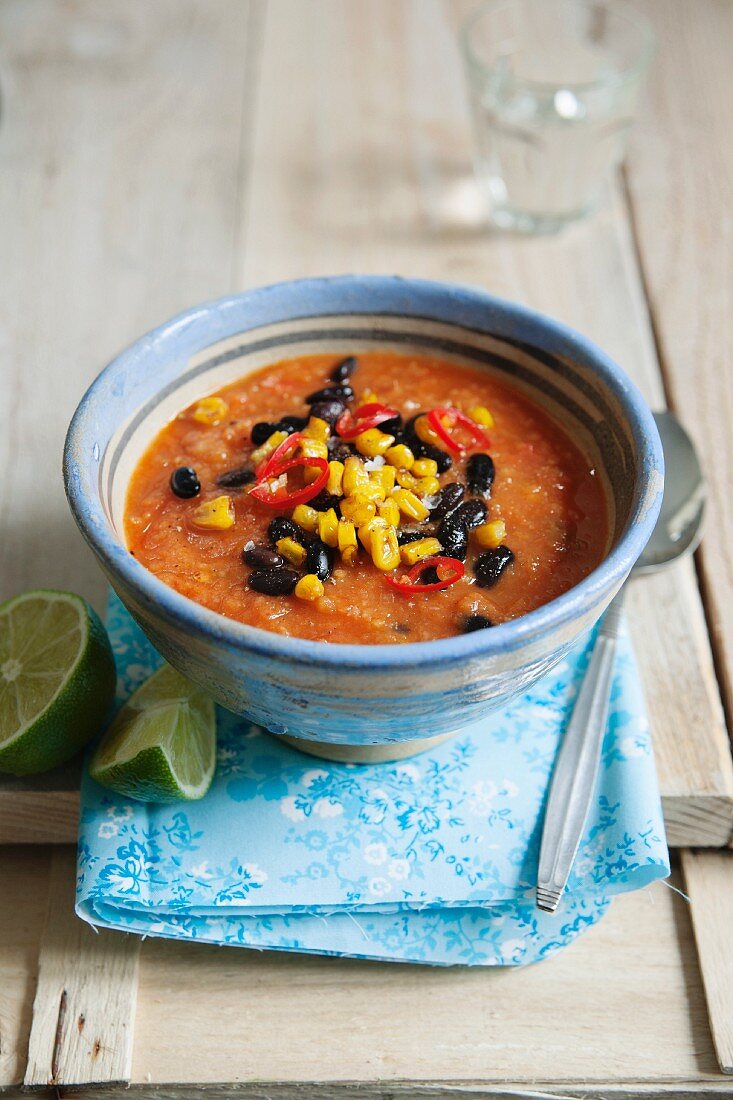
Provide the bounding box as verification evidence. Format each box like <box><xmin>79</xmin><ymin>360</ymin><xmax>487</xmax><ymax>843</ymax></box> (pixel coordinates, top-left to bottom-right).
<box><xmin>1</xmin><ymin>1</ymin><xmax>732</xmax><ymax>1095</ymax></box>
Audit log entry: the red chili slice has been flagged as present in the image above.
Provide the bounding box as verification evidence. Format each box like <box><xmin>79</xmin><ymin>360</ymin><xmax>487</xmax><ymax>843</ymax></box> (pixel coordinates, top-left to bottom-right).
<box><xmin>249</xmin><ymin>456</ymin><xmax>328</xmax><ymax>508</ymax></box>
<box><xmin>426</xmin><ymin>406</ymin><xmax>491</xmax><ymax>455</ymax></box>
<box><xmin>336</xmin><ymin>402</ymin><xmax>399</xmax><ymax>440</ymax></box>
<box><xmin>256</xmin><ymin>431</ymin><xmax>305</xmax><ymax>478</ymax></box>
<box><xmin>385</xmin><ymin>555</ymin><xmax>465</xmax><ymax>595</ymax></box>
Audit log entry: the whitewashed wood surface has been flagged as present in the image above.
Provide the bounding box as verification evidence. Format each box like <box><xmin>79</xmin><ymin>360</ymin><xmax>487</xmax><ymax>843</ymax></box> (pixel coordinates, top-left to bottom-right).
<box><xmin>0</xmin><ymin>0</ymin><xmax>731</xmax><ymax>1095</ymax></box>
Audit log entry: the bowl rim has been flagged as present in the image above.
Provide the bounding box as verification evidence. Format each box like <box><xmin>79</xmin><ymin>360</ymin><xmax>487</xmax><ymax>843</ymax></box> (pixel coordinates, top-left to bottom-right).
<box><xmin>64</xmin><ymin>274</ymin><xmax>664</xmax><ymax>670</ymax></box>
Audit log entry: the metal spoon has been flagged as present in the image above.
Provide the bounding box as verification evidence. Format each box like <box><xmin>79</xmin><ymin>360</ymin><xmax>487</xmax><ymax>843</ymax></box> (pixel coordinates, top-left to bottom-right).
<box><xmin>536</xmin><ymin>411</ymin><xmax>705</xmax><ymax>913</ymax></box>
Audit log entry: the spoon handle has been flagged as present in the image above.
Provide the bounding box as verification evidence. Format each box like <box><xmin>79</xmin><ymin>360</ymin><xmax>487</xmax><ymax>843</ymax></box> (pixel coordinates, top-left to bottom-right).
<box><xmin>536</xmin><ymin>584</ymin><xmax>627</xmax><ymax>913</ymax></box>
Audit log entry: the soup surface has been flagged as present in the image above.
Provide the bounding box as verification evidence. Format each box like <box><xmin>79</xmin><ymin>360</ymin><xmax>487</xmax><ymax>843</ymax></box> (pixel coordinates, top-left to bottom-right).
<box><xmin>125</xmin><ymin>352</ymin><xmax>609</xmax><ymax>643</ymax></box>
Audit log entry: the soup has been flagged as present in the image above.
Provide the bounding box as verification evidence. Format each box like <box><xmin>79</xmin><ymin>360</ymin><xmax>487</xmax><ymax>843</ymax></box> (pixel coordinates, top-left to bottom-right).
<box><xmin>124</xmin><ymin>352</ymin><xmax>609</xmax><ymax>644</ymax></box>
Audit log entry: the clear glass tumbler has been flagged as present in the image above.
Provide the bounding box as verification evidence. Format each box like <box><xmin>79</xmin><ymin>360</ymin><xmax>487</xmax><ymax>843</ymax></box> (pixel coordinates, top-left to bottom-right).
<box><xmin>461</xmin><ymin>0</ymin><xmax>655</xmax><ymax>234</ymax></box>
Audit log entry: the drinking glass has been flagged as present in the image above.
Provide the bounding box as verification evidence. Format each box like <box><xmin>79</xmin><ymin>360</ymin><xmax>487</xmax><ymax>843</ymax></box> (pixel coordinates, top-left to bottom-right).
<box><xmin>461</xmin><ymin>0</ymin><xmax>655</xmax><ymax>234</ymax></box>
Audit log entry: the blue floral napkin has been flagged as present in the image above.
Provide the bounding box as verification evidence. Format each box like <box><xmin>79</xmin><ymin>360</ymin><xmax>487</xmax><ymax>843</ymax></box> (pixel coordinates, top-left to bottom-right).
<box><xmin>76</xmin><ymin>595</ymin><xmax>669</xmax><ymax>966</ymax></box>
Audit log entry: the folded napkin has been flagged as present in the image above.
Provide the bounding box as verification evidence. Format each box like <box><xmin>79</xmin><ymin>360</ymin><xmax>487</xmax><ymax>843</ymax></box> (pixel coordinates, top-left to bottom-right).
<box><xmin>76</xmin><ymin>594</ymin><xmax>669</xmax><ymax>966</ymax></box>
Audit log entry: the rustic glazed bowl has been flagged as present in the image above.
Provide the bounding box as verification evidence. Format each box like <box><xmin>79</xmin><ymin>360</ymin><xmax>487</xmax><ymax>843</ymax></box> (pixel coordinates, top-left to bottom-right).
<box><xmin>64</xmin><ymin>276</ymin><xmax>663</xmax><ymax>761</ymax></box>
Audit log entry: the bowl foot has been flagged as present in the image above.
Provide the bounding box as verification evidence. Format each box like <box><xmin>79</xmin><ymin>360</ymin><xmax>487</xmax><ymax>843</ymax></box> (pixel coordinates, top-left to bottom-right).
<box><xmin>275</xmin><ymin>730</ymin><xmax>458</xmax><ymax>764</ymax></box>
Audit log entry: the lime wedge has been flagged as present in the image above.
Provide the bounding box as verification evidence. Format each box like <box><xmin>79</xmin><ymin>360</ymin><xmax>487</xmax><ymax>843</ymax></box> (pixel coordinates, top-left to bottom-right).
<box><xmin>0</xmin><ymin>589</ymin><xmax>116</xmax><ymax>775</ymax></box>
<box><xmin>90</xmin><ymin>663</ymin><xmax>216</xmax><ymax>803</ymax></box>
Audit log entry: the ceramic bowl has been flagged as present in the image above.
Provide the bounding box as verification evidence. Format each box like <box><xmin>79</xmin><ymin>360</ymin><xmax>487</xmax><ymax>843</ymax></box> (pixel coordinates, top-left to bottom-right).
<box><xmin>64</xmin><ymin>276</ymin><xmax>663</xmax><ymax>761</ymax></box>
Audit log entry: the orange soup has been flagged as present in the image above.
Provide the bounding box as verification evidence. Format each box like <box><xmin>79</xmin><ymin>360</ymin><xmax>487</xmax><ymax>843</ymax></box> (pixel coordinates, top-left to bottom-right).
<box><xmin>125</xmin><ymin>352</ymin><xmax>609</xmax><ymax>644</ymax></box>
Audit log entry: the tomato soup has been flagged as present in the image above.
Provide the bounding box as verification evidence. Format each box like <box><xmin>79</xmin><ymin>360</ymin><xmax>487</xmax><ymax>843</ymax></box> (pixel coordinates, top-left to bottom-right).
<box><xmin>124</xmin><ymin>352</ymin><xmax>609</xmax><ymax>644</ymax></box>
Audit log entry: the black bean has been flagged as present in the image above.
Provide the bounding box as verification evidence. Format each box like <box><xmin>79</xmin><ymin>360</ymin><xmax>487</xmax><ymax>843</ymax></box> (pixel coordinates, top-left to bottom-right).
<box><xmin>328</xmin><ymin>440</ymin><xmax>353</xmax><ymax>463</ymax></box>
<box><xmin>379</xmin><ymin>414</ymin><xmax>403</xmax><ymax>435</ymax></box>
<box><xmin>170</xmin><ymin>466</ymin><xmax>200</xmax><ymax>499</ymax></box>
<box><xmin>431</xmin><ymin>482</ymin><xmax>465</xmax><ymax>522</ymax></box>
<box><xmin>466</xmin><ymin>453</ymin><xmax>495</xmax><ymax>498</ymax></box>
<box><xmin>330</xmin><ymin>356</ymin><xmax>358</xmax><ymax>383</ymax></box>
<box><xmin>242</xmin><ymin>544</ymin><xmax>286</xmax><ymax>569</ymax></box>
<box><xmin>251</xmin><ymin>420</ymin><xmax>294</xmax><ymax>445</ymax></box>
<box><xmin>280</xmin><ymin>415</ymin><xmax>309</xmax><ymax>431</ymax></box>
<box><xmin>419</xmin><ymin>565</ymin><xmax>441</xmax><ymax>585</ymax></box>
<box><xmin>308</xmin><ymin>491</ymin><xmax>341</xmax><ymax>512</ymax></box>
<box><xmin>306</xmin><ymin>384</ymin><xmax>354</xmax><ymax>405</ymax></box>
<box><xmin>436</xmin><ymin>517</ymin><xmax>469</xmax><ymax>561</ymax></box>
<box><xmin>305</xmin><ymin>539</ymin><xmax>334</xmax><ymax>581</ymax></box>
<box><xmin>310</xmin><ymin>399</ymin><xmax>346</xmax><ymax>426</ymax></box>
<box><xmin>268</xmin><ymin>517</ymin><xmax>300</xmax><ymax>544</ymax></box>
<box><xmin>216</xmin><ymin>465</ymin><xmax>255</xmax><ymax>488</ymax></box>
<box><xmin>462</xmin><ymin>614</ymin><xmax>494</xmax><ymax>633</ymax></box>
<box><xmin>453</xmin><ymin>499</ymin><xmax>487</xmax><ymax>530</ymax></box>
<box><xmin>474</xmin><ymin>545</ymin><xmax>515</xmax><ymax>588</ymax></box>
<box><xmin>248</xmin><ymin>568</ymin><xmax>299</xmax><ymax>596</ymax></box>
<box><xmin>420</xmin><ymin>442</ymin><xmax>453</xmax><ymax>473</ymax></box>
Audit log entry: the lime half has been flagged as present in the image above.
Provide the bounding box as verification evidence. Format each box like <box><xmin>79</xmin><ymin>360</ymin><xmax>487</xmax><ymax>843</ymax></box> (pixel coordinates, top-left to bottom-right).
<box><xmin>0</xmin><ymin>589</ymin><xmax>116</xmax><ymax>775</ymax></box>
<box><xmin>90</xmin><ymin>663</ymin><xmax>216</xmax><ymax>803</ymax></box>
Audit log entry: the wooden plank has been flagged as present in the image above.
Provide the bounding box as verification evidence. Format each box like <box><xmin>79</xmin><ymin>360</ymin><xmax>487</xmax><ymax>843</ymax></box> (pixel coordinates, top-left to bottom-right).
<box><xmin>235</xmin><ymin>0</ymin><xmax>733</xmax><ymax>846</ymax></box>
<box><xmin>24</xmin><ymin>846</ymin><xmax>140</xmax><ymax>1089</ymax></box>
<box><xmin>625</xmin><ymin>0</ymin><xmax>733</xmax><ymax>731</ymax></box>
<box><xmin>0</xmin><ymin>848</ymin><xmax>52</xmax><ymax>1090</ymax></box>
<box><xmin>132</xmin><ymin>874</ymin><xmax>718</xmax><ymax>1086</ymax></box>
<box><xmin>0</xmin><ymin>762</ymin><xmax>80</xmax><ymax>844</ymax></box>
<box><xmin>0</xmin><ymin>0</ymin><xmax>256</xmax><ymax>618</ymax></box>
<box><xmin>681</xmin><ymin>850</ymin><xmax>733</xmax><ymax>1075</ymax></box>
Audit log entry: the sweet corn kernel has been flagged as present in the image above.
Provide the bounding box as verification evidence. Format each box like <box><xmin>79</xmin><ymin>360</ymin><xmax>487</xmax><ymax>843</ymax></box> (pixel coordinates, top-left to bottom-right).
<box><xmin>250</xmin><ymin>429</ymin><xmax>289</xmax><ymax>469</ymax></box>
<box><xmin>474</xmin><ymin>519</ymin><xmax>506</xmax><ymax>549</ymax></box>
<box><xmin>412</xmin><ymin>457</ymin><xmax>438</xmax><ymax>478</ymax></box>
<box><xmin>357</xmin><ymin>516</ymin><xmax>388</xmax><ymax>551</ymax></box>
<box><xmin>317</xmin><ymin>508</ymin><xmax>339</xmax><ymax>548</ymax></box>
<box><xmin>343</xmin><ymin>456</ymin><xmax>369</xmax><ymax>495</ymax></box>
<box><xmin>291</xmin><ymin>504</ymin><xmax>319</xmax><ymax>533</ymax></box>
<box><xmin>191</xmin><ymin>396</ymin><xmax>228</xmax><ymax>425</ymax></box>
<box><xmin>400</xmin><ymin>537</ymin><xmax>442</xmax><ymax>566</ymax></box>
<box><xmin>370</xmin><ymin>465</ymin><xmax>396</xmax><ymax>493</ymax></box>
<box><xmin>191</xmin><ymin>495</ymin><xmax>235</xmax><ymax>530</ymax></box>
<box><xmin>468</xmin><ymin>404</ymin><xmax>495</xmax><ymax>428</ymax></box>
<box><xmin>415</xmin><ymin>475</ymin><xmax>441</xmax><ymax>497</ymax></box>
<box><xmin>414</xmin><ymin>414</ymin><xmax>441</xmax><ymax>446</ymax></box>
<box><xmin>370</xmin><ymin>523</ymin><xmax>400</xmax><ymax>571</ymax></box>
<box><xmin>395</xmin><ymin>469</ymin><xmax>418</xmax><ymax>490</ymax></box>
<box><xmin>356</xmin><ymin>480</ymin><xmax>386</xmax><ymax>503</ymax></box>
<box><xmin>340</xmin><ymin>494</ymin><xmax>377</xmax><ymax>526</ymax></box>
<box><xmin>392</xmin><ymin>488</ymin><xmax>430</xmax><ymax>522</ymax></box>
<box><xmin>326</xmin><ymin>460</ymin><xmax>345</xmax><ymax>496</ymax></box>
<box><xmin>301</xmin><ymin>438</ymin><xmax>329</xmax><ymax>483</ymax></box>
<box><xmin>378</xmin><ymin>497</ymin><xmax>401</xmax><ymax>527</ymax></box>
<box><xmin>385</xmin><ymin>444</ymin><xmax>415</xmax><ymax>469</ymax></box>
<box><xmin>276</xmin><ymin>537</ymin><xmax>307</xmax><ymax>567</ymax></box>
<box><xmin>337</xmin><ymin>519</ymin><xmax>358</xmax><ymax>564</ymax></box>
<box><xmin>360</xmin><ymin>389</ymin><xmax>380</xmax><ymax>406</ymax></box>
<box><xmin>354</xmin><ymin>428</ymin><xmax>395</xmax><ymax>458</ymax></box>
<box><xmin>303</xmin><ymin>416</ymin><xmax>331</xmax><ymax>442</ymax></box>
<box><xmin>295</xmin><ymin>574</ymin><xmax>324</xmax><ymax>601</ymax></box>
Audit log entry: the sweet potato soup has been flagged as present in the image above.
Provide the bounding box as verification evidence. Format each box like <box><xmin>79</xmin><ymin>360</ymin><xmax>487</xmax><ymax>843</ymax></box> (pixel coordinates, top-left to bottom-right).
<box><xmin>125</xmin><ymin>352</ymin><xmax>609</xmax><ymax>644</ymax></box>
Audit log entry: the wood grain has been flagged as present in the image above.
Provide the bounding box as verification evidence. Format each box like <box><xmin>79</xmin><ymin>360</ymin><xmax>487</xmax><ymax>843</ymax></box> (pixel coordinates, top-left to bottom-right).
<box><xmin>0</xmin><ymin>0</ymin><xmax>256</xmax><ymax>617</ymax></box>
<box><xmin>626</xmin><ymin>0</ymin><xmax>733</xmax><ymax>730</ymax></box>
<box><xmin>132</xmin><ymin>874</ymin><xmax>717</xmax><ymax>1086</ymax></box>
<box><xmin>0</xmin><ymin>761</ymin><xmax>80</xmax><ymax>844</ymax></box>
<box><xmin>681</xmin><ymin>850</ymin><xmax>733</xmax><ymax>1074</ymax></box>
<box><xmin>24</xmin><ymin>847</ymin><xmax>140</xmax><ymax>1089</ymax></box>
<box><xmin>235</xmin><ymin>0</ymin><xmax>733</xmax><ymax>845</ymax></box>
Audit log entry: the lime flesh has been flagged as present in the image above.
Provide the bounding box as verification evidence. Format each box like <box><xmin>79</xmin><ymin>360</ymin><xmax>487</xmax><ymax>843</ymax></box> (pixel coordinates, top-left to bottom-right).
<box><xmin>90</xmin><ymin>663</ymin><xmax>216</xmax><ymax>803</ymax></box>
<box><xmin>0</xmin><ymin>589</ymin><xmax>116</xmax><ymax>775</ymax></box>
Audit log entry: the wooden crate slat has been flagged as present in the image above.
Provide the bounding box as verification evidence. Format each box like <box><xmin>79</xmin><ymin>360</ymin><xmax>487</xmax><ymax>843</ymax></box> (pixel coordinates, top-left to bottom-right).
<box><xmin>24</xmin><ymin>848</ymin><xmax>140</xmax><ymax>1089</ymax></box>
<box><xmin>681</xmin><ymin>850</ymin><xmax>733</xmax><ymax>1075</ymax></box>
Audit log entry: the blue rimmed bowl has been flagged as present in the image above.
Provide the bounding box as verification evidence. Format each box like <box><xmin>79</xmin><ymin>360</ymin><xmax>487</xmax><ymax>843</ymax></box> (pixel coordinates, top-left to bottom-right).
<box><xmin>64</xmin><ymin>276</ymin><xmax>663</xmax><ymax>762</ymax></box>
